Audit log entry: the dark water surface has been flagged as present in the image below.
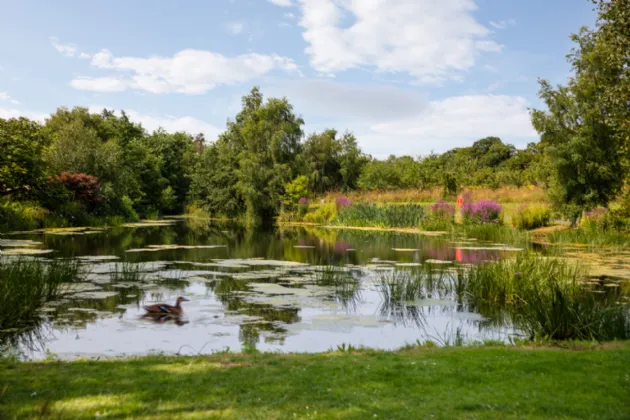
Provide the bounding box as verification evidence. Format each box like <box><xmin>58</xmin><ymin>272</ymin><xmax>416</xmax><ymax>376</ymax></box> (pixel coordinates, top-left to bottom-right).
<box><xmin>2</xmin><ymin>219</ymin><xmax>524</xmax><ymax>360</ymax></box>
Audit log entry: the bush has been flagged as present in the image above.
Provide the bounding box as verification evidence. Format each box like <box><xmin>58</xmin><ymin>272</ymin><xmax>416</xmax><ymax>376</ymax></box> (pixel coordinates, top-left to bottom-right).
<box><xmin>512</xmin><ymin>204</ymin><xmax>551</xmax><ymax>230</ymax></box>
<box><xmin>303</xmin><ymin>203</ymin><xmax>337</xmax><ymax>224</ymax></box>
<box><xmin>0</xmin><ymin>200</ymin><xmax>48</xmax><ymax>231</ymax></box>
<box><xmin>334</xmin><ymin>203</ymin><xmax>426</xmax><ymax>228</ymax></box>
<box><xmin>49</xmin><ymin>172</ymin><xmax>103</xmax><ymax>211</ymax></box>
<box><xmin>298</xmin><ymin>197</ymin><xmax>309</xmax><ymax>216</ymax></box>
<box><xmin>462</xmin><ymin>199</ymin><xmax>502</xmax><ymax>224</ymax></box>
<box><xmin>284</xmin><ymin>176</ymin><xmax>310</xmax><ymax>210</ymax></box>
<box><xmin>422</xmin><ymin>200</ymin><xmax>455</xmax><ymax>231</ymax></box>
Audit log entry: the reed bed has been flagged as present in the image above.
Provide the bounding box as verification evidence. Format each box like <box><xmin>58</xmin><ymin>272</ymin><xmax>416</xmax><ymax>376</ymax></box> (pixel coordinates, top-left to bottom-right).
<box><xmin>0</xmin><ymin>258</ymin><xmax>83</xmax><ymax>331</ymax></box>
<box><xmin>333</xmin><ymin>203</ymin><xmax>425</xmax><ymax>228</ymax></box>
<box><xmin>372</xmin><ymin>255</ymin><xmax>629</xmax><ymax>341</ymax></box>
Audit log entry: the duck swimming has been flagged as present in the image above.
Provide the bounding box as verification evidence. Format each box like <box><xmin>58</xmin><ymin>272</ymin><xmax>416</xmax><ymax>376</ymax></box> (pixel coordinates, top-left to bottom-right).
<box><xmin>143</xmin><ymin>297</ymin><xmax>189</xmax><ymax>315</ymax></box>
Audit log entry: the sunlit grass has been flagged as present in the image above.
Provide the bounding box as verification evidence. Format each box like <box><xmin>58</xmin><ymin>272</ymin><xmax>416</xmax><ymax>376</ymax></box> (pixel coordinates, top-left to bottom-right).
<box><xmin>0</xmin><ymin>345</ymin><xmax>628</xmax><ymax>419</ymax></box>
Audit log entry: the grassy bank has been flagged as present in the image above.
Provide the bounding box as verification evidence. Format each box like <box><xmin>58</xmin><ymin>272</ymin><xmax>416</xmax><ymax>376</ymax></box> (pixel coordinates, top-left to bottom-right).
<box><xmin>1</xmin><ymin>344</ymin><xmax>629</xmax><ymax>419</ymax></box>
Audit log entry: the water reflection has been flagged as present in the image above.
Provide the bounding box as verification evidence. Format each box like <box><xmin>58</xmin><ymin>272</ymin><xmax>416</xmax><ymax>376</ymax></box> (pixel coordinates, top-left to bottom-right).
<box><xmin>4</xmin><ymin>219</ymin><xmax>607</xmax><ymax>359</ymax></box>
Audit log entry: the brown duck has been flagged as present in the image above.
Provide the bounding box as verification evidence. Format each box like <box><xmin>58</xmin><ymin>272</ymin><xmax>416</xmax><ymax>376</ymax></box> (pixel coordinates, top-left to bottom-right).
<box><xmin>143</xmin><ymin>297</ymin><xmax>189</xmax><ymax>315</ymax></box>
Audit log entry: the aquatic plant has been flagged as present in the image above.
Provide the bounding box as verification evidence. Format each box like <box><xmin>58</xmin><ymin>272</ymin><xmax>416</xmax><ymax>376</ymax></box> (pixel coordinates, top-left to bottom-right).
<box><xmin>109</xmin><ymin>261</ymin><xmax>146</xmax><ymax>283</ymax></box>
<box><xmin>316</xmin><ymin>266</ymin><xmax>362</xmax><ymax>312</ymax></box>
<box><xmin>422</xmin><ymin>200</ymin><xmax>456</xmax><ymax>231</ymax></box>
<box><xmin>512</xmin><ymin>204</ymin><xmax>551</xmax><ymax>230</ymax></box>
<box><xmin>456</xmin><ymin>224</ymin><xmax>530</xmax><ymax>244</ymax></box>
<box><xmin>334</xmin><ymin>203</ymin><xmax>426</xmax><ymax>228</ymax></box>
<box><xmin>461</xmin><ymin>254</ymin><xmax>630</xmax><ymax>341</ymax></box>
<box><xmin>461</xmin><ymin>200</ymin><xmax>503</xmax><ymax>225</ymax></box>
<box><xmin>0</xmin><ymin>258</ymin><xmax>82</xmax><ymax>331</ymax></box>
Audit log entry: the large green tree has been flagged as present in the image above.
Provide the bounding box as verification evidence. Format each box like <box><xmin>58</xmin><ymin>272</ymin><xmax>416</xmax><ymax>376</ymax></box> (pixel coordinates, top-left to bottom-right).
<box><xmin>530</xmin><ymin>0</ymin><xmax>628</xmax><ymax>221</ymax></box>
<box><xmin>0</xmin><ymin>117</ymin><xmax>47</xmax><ymax>196</ymax></box>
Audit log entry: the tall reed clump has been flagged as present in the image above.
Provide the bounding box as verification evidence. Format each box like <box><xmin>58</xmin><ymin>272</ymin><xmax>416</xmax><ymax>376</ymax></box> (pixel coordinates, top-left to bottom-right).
<box><xmin>462</xmin><ymin>254</ymin><xmax>630</xmax><ymax>341</ymax></box>
<box><xmin>315</xmin><ymin>266</ymin><xmax>362</xmax><ymax>311</ymax></box>
<box><xmin>0</xmin><ymin>258</ymin><xmax>82</xmax><ymax>331</ymax></box>
<box><xmin>334</xmin><ymin>203</ymin><xmax>426</xmax><ymax>228</ymax></box>
<box><xmin>512</xmin><ymin>204</ymin><xmax>551</xmax><ymax>230</ymax></box>
<box><xmin>422</xmin><ymin>200</ymin><xmax>455</xmax><ymax>231</ymax></box>
<box><xmin>456</xmin><ymin>224</ymin><xmax>530</xmax><ymax>244</ymax></box>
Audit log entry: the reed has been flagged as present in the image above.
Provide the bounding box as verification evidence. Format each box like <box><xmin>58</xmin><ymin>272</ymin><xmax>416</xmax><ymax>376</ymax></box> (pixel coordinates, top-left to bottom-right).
<box><xmin>547</xmin><ymin>226</ymin><xmax>630</xmax><ymax>247</ymax></box>
<box><xmin>462</xmin><ymin>254</ymin><xmax>630</xmax><ymax>340</ymax></box>
<box><xmin>334</xmin><ymin>203</ymin><xmax>425</xmax><ymax>228</ymax></box>
<box><xmin>0</xmin><ymin>258</ymin><xmax>83</xmax><ymax>331</ymax></box>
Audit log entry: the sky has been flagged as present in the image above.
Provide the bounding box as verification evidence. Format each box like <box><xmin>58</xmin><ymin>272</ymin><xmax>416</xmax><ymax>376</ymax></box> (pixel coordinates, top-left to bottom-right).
<box><xmin>0</xmin><ymin>0</ymin><xmax>597</xmax><ymax>157</ymax></box>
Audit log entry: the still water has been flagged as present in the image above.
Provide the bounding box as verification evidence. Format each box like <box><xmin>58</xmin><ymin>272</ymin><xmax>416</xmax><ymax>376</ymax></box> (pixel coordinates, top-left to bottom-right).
<box><xmin>2</xmin><ymin>219</ymin><xmax>525</xmax><ymax>360</ymax></box>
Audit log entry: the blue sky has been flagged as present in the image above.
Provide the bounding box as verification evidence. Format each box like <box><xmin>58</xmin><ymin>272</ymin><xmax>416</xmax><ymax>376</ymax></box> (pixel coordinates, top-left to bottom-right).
<box><xmin>0</xmin><ymin>0</ymin><xmax>596</xmax><ymax>157</ymax></box>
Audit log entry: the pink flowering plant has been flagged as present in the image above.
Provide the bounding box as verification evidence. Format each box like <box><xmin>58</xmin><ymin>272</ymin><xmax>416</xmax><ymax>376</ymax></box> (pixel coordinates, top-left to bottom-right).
<box><xmin>335</xmin><ymin>195</ymin><xmax>353</xmax><ymax>210</ymax></box>
<box><xmin>461</xmin><ymin>199</ymin><xmax>503</xmax><ymax>224</ymax></box>
<box><xmin>422</xmin><ymin>200</ymin><xmax>456</xmax><ymax>231</ymax></box>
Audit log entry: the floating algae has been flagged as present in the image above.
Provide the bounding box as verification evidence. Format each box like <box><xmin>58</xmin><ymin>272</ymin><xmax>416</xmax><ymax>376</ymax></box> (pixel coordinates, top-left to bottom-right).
<box><xmin>0</xmin><ymin>239</ymin><xmax>41</xmax><ymax>247</ymax></box>
<box><xmin>126</xmin><ymin>244</ymin><xmax>226</xmax><ymax>253</ymax></box>
<box><xmin>0</xmin><ymin>248</ymin><xmax>53</xmax><ymax>256</ymax></box>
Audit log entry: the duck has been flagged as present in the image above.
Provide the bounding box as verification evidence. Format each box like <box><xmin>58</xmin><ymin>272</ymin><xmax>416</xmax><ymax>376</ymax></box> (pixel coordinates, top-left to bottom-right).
<box><xmin>143</xmin><ymin>297</ymin><xmax>189</xmax><ymax>315</ymax></box>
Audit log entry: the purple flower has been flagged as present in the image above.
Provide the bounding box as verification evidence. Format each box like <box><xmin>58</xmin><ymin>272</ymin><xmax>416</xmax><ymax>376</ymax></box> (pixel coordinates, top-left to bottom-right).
<box><xmin>298</xmin><ymin>197</ymin><xmax>309</xmax><ymax>205</ymax></box>
<box><xmin>335</xmin><ymin>195</ymin><xmax>353</xmax><ymax>209</ymax></box>
<box><xmin>462</xmin><ymin>199</ymin><xmax>502</xmax><ymax>224</ymax></box>
<box><xmin>430</xmin><ymin>200</ymin><xmax>456</xmax><ymax>219</ymax></box>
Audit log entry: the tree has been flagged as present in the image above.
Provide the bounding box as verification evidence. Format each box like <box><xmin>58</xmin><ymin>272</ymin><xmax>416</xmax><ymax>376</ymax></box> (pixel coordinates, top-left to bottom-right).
<box><xmin>530</xmin><ymin>1</ymin><xmax>628</xmax><ymax>221</ymax></box>
<box><xmin>231</xmin><ymin>87</ymin><xmax>304</xmax><ymax>226</ymax></box>
<box><xmin>0</xmin><ymin>117</ymin><xmax>47</xmax><ymax>196</ymax></box>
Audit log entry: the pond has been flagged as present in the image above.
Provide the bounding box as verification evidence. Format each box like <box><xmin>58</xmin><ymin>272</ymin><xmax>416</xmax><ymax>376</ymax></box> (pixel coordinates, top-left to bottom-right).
<box><xmin>0</xmin><ymin>218</ymin><xmax>609</xmax><ymax>360</ymax></box>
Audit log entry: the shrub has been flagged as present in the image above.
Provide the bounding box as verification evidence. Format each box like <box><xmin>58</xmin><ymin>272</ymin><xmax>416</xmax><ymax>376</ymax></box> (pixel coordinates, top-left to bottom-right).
<box><xmin>512</xmin><ymin>204</ymin><xmax>551</xmax><ymax>230</ymax></box>
<box><xmin>462</xmin><ymin>199</ymin><xmax>502</xmax><ymax>224</ymax></box>
<box><xmin>0</xmin><ymin>200</ymin><xmax>48</xmax><ymax>231</ymax></box>
<box><xmin>284</xmin><ymin>176</ymin><xmax>310</xmax><ymax>210</ymax></box>
<box><xmin>298</xmin><ymin>197</ymin><xmax>309</xmax><ymax>216</ymax></box>
<box><xmin>303</xmin><ymin>203</ymin><xmax>337</xmax><ymax>224</ymax></box>
<box><xmin>423</xmin><ymin>200</ymin><xmax>455</xmax><ymax>231</ymax></box>
<box><xmin>49</xmin><ymin>172</ymin><xmax>103</xmax><ymax>210</ymax></box>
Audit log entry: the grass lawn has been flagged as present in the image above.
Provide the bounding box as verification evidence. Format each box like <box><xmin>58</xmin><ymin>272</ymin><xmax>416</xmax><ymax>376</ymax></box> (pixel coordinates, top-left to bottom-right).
<box><xmin>1</xmin><ymin>344</ymin><xmax>629</xmax><ymax>419</ymax></box>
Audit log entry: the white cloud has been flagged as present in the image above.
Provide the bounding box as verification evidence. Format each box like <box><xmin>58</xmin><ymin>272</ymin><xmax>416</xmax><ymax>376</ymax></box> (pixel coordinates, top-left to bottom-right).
<box><xmin>226</xmin><ymin>21</ymin><xmax>245</xmax><ymax>35</ymax></box>
<box><xmin>88</xmin><ymin>106</ymin><xmax>223</xmax><ymax>140</ymax></box>
<box><xmin>0</xmin><ymin>92</ymin><xmax>20</xmax><ymax>105</ymax></box>
<box><xmin>298</xmin><ymin>0</ymin><xmax>502</xmax><ymax>84</ymax></box>
<box><xmin>71</xmin><ymin>48</ymin><xmax>299</xmax><ymax>94</ymax></box>
<box><xmin>0</xmin><ymin>107</ymin><xmax>47</xmax><ymax>122</ymax></box>
<box><xmin>50</xmin><ymin>36</ymin><xmax>77</xmax><ymax>57</ymax></box>
<box><xmin>268</xmin><ymin>0</ymin><xmax>293</xmax><ymax>6</ymax></box>
<box><xmin>70</xmin><ymin>77</ymin><xmax>129</xmax><ymax>92</ymax></box>
<box><xmin>284</xmin><ymin>12</ymin><xmax>296</xmax><ymax>19</ymax></box>
<box><xmin>489</xmin><ymin>19</ymin><xmax>516</xmax><ymax>29</ymax></box>
<box><xmin>371</xmin><ymin>94</ymin><xmax>536</xmax><ymax>141</ymax></box>
<box><xmin>267</xmin><ymin>79</ymin><xmax>426</xmax><ymax>121</ymax></box>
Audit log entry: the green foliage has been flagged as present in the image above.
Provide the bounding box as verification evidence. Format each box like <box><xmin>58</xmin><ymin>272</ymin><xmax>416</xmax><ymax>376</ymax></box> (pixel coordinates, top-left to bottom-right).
<box><xmin>334</xmin><ymin>203</ymin><xmax>425</xmax><ymax>228</ymax></box>
<box><xmin>530</xmin><ymin>1</ymin><xmax>629</xmax><ymax>222</ymax></box>
<box><xmin>0</xmin><ymin>117</ymin><xmax>47</xmax><ymax>197</ymax></box>
<box><xmin>302</xmin><ymin>202</ymin><xmax>337</xmax><ymax>224</ymax></box>
<box><xmin>283</xmin><ymin>175</ymin><xmax>309</xmax><ymax>209</ymax></box>
<box><xmin>0</xmin><ymin>200</ymin><xmax>48</xmax><ymax>231</ymax></box>
<box><xmin>512</xmin><ymin>204</ymin><xmax>551</xmax><ymax>230</ymax></box>
<box><xmin>0</xmin><ymin>258</ymin><xmax>82</xmax><ymax>331</ymax></box>
<box><xmin>463</xmin><ymin>254</ymin><xmax>629</xmax><ymax>341</ymax></box>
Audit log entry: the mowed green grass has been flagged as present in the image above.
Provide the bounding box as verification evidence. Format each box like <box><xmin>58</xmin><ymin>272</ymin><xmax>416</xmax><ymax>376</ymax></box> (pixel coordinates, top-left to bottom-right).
<box><xmin>1</xmin><ymin>345</ymin><xmax>629</xmax><ymax>419</ymax></box>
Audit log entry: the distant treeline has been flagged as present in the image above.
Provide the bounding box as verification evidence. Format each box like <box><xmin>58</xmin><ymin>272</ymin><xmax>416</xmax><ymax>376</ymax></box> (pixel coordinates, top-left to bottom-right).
<box><xmin>0</xmin><ymin>89</ymin><xmax>551</xmax><ymax>229</ymax></box>
<box><xmin>1</xmin><ymin>0</ymin><xmax>629</xmax><ymax>227</ymax></box>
